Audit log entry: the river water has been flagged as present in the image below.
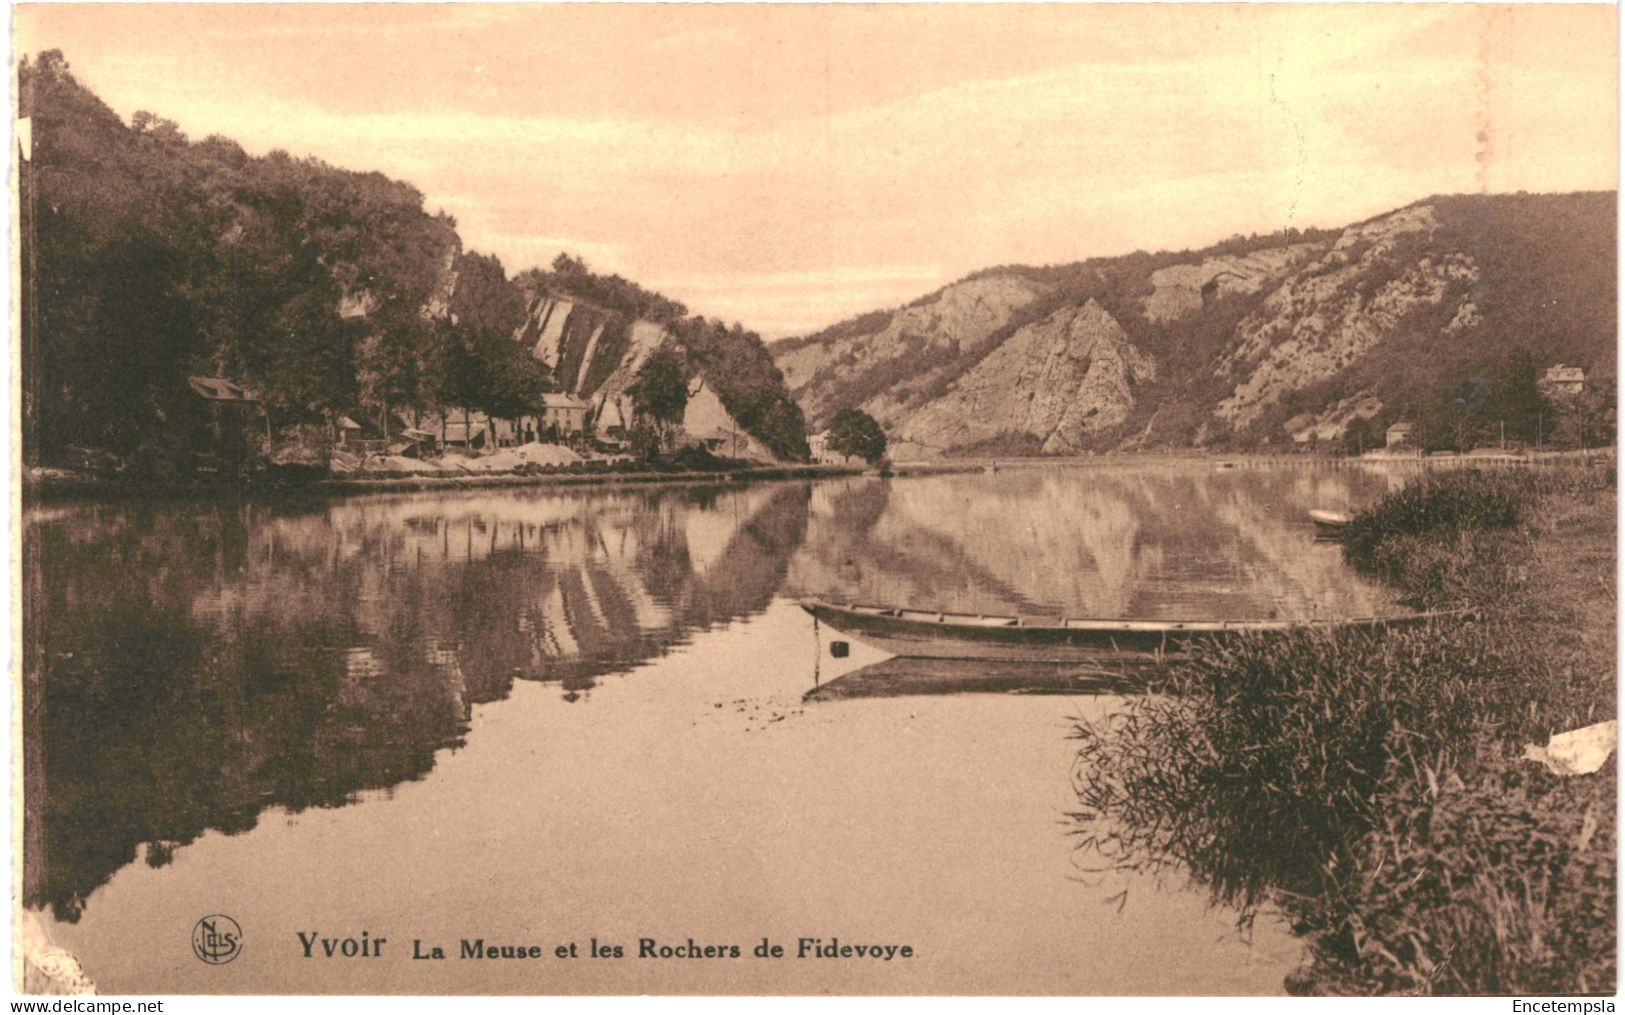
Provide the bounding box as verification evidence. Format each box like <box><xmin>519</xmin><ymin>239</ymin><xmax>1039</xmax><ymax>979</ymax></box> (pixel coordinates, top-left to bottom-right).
<box><xmin>21</xmin><ymin>462</ymin><xmax>1410</xmax><ymax>994</ymax></box>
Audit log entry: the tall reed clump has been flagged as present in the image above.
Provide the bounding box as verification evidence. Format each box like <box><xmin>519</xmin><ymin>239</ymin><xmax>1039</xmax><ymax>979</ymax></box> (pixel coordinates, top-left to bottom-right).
<box><xmin>1071</xmin><ymin>461</ymin><xmax>1617</xmax><ymax>995</ymax></box>
<box><xmin>1346</xmin><ymin>467</ymin><xmax>1616</xmax><ymax>609</ymax></box>
<box><xmin>1307</xmin><ymin>759</ymin><xmax>1616</xmax><ymax>995</ymax></box>
<box><xmin>1071</xmin><ymin>621</ymin><xmax>1527</xmax><ymax>912</ymax></box>
<box><xmin>1340</xmin><ymin>470</ymin><xmax>1527</xmax><ymax>609</ymax></box>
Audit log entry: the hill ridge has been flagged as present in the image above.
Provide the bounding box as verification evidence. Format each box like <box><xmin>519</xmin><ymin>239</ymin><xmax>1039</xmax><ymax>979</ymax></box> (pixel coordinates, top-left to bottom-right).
<box><xmin>773</xmin><ymin>192</ymin><xmax>1616</xmax><ymax>456</ymax></box>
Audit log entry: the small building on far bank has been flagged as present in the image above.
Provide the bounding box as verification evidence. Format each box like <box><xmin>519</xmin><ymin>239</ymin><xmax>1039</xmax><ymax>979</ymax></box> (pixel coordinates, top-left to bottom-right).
<box><xmin>1386</xmin><ymin>421</ymin><xmax>1415</xmax><ymax>448</ymax></box>
<box><xmin>808</xmin><ymin>430</ymin><xmax>861</xmax><ymax>466</ymax></box>
<box><xmin>540</xmin><ymin>393</ymin><xmax>592</xmax><ymax>436</ymax></box>
<box><xmin>435</xmin><ymin>412</ymin><xmax>492</xmax><ymax>450</ymax></box>
<box><xmin>1539</xmin><ymin>364</ymin><xmax>1587</xmax><ymax>400</ymax></box>
<box><xmin>336</xmin><ymin>415</ymin><xmax>365</xmax><ymax>449</ymax></box>
<box><xmin>187</xmin><ymin>375</ymin><xmax>264</xmax><ymax>471</ymax></box>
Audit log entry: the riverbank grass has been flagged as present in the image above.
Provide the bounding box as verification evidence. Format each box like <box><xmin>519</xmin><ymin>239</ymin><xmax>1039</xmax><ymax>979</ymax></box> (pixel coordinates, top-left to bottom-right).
<box><xmin>1071</xmin><ymin>464</ymin><xmax>1616</xmax><ymax>995</ymax></box>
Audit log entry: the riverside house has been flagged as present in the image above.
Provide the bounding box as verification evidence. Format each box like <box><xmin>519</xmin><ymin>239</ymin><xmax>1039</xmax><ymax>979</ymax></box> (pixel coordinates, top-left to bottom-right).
<box><xmin>186</xmin><ymin>375</ymin><xmax>264</xmax><ymax>472</ymax></box>
<box><xmin>808</xmin><ymin>430</ymin><xmax>861</xmax><ymax>466</ymax></box>
<box><xmin>540</xmin><ymin>393</ymin><xmax>592</xmax><ymax>436</ymax></box>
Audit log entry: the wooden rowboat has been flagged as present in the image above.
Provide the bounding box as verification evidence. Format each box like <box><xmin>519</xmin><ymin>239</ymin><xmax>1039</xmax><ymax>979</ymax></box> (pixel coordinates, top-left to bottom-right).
<box><xmin>801</xmin><ymin>599</ymin><xmax>1458</xmax><ymax>663</ymax></box>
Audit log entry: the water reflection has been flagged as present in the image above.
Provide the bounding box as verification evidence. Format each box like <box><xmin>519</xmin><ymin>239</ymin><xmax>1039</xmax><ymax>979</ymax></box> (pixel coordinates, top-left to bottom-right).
<box><xmin>23</xmin><ymin>482</ymin><xmax>810</xmax><ymax>922</ymax></box>
<box><xmin>23</xmin><ymin>462</ymin><xmax>1405</xmax><ymax>932</ymax></box>
<box><xmin>788</xmin><ymin>464</ymin><xmax>1406</xmax><ymax>619</ymax></box>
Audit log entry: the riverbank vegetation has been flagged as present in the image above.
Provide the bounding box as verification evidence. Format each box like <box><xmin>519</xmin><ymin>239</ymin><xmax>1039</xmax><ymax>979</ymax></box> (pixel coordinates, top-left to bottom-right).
<box><xmin>1071</xmin><ymin>463</ymin><xmax>1617</xmax><ymax>994</ymax></box>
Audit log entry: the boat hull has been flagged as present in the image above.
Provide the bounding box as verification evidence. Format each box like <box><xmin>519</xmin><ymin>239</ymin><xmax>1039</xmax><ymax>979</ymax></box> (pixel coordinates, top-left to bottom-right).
<box><xmin>1309</xmin><ymin>509</ymin><xmax>1353</xmax><ymax>540</ymax></box>
<box><xmin>802</xmin><ymin>600</ymin><xmax>1448</xmax><ymax>663</ymax></box>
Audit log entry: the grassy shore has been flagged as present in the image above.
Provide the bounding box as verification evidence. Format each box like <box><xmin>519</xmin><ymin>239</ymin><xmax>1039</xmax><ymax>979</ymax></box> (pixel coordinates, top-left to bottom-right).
<box><xmin>1071</xmin><ymin>462</ymin><xmax>1617</xmax><ymax>995</ymax></box>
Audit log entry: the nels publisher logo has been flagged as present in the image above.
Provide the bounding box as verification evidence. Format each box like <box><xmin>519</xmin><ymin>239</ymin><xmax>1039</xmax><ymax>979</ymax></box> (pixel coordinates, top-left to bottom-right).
<box><xmin>192</xmin><ymin>914</ymin><xmax>243</xmax><ymax>965</ymax></box>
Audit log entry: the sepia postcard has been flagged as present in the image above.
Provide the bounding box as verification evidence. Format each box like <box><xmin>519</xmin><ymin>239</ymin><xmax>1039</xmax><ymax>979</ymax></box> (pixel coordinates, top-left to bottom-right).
<box><xmin>10</xmin><ymin>2</ymin><xmax>1619</xmax><ymax>1000</ymax></box>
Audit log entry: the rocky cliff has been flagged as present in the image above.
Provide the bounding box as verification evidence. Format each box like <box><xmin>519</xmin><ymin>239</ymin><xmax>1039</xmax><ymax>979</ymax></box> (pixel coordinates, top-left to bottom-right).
<box><xmin>775</xmin><ymin>274</ymin><xmax>1052</xmax><ymax>430</ymax></box>
<box><xmin>512</xmin><ymin>294</ymin><xmax>782</xmax><ymax>461</ymax></box>
<box><xmin>891</xmin><ymin>299</ymin><xmax>1154</xmax><ymax>456</ymax></box>
<box><xmin>774</xmin><ymin>192</ymin><xmax>1615</xmax><ymax>456</ymax></box>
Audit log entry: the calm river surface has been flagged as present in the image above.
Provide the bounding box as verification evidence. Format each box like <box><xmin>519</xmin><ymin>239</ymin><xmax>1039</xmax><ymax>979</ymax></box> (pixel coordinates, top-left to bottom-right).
<box><xmin>22</xmin><ymin>462</ymin><xmax>1411</xmax><ymax>994</ymax></box>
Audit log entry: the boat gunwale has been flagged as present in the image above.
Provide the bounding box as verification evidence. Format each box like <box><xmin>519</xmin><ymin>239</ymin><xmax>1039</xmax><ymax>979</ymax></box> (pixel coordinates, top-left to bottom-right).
<box><xmin>803</xmin><ymin>599</ymin><xmax>1450</xmax><ymax>634</ymax></box>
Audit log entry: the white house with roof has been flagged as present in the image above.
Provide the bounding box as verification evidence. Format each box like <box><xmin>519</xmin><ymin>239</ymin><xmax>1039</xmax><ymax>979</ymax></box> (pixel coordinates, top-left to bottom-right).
<box><xmin>808</xmin><ymin>430</ymin><xmax>861</xmax><ymax>465</ymax></box>
<box><xmin>1539</xmin><ymin>364</ymin><xmax>1587</xmax><ymax>399</ymax></box>
<box><xmin>540</xmin><ymin>393</ymin><xmax>592</xmax><ymax>435</ymax></box>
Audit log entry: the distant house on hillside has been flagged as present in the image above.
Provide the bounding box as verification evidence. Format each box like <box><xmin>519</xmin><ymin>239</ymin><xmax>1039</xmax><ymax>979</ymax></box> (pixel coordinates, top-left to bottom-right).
<box><xmin>1539</xmin><ymin>364</ymin><xmax>1587</xmax><ymax>399</ymax></box>
<box><xmin>1385</xmin><ymin>421</ymin><xmax>1415</xmax><ymax>448</ymax></box>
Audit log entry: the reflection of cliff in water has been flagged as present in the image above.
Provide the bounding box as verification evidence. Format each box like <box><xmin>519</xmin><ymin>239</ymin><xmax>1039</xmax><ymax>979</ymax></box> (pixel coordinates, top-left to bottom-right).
<box><xmin>787</xmin><ymin>465</ymin><xmax>1402</xmax><ymax>620</ymax></box>
<box><xmin>23</xmin><ymin>483</ymin><xmax>809</xmax><ymax>922</ymax></box>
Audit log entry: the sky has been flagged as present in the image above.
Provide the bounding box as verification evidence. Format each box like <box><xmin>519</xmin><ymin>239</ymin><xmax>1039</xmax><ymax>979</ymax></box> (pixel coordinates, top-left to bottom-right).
<box><xmin>12</xmin><ymin>3</ymin><xmax>1619</xmax><ymax>338</ymax></box>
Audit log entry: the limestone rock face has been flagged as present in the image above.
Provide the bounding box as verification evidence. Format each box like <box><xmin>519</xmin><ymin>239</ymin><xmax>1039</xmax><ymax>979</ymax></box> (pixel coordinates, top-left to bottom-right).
<box><xmin>775</xmin><ymin>274</ymin><xmax>1052</xmax><ymax>430</ymax></box>
<box><xmin>1142</xmin><ymin>244</ymin><xmax>1320</xmax><ymax>322</ymax></box>
<box><xmin>1215</xmin><ymin>206</ymin><xmax>1480</xmax><ymax>429</ymax></box>
<box><xmin>771</xmin><ymin>194</ymin><xmax>1612</xmax><ymax>456</ymax></box>
<box><xmin>893</xmin><ymin>300</ymin><xmax>1154</xmax><ymax>457</ymax></box>
<box><xmin>508</xmin><ymin>296</ymin><xmax>778</xmax><ymax>461</ymax></box>
<box><xmin>1282</xmin><ymin>394</ymin><xmax>1385</xmax><ymax>445</ymax></box>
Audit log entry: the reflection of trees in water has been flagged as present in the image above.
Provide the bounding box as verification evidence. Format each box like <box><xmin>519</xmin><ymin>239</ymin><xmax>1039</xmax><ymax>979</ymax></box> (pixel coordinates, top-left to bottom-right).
<box><xmin>791</xmin><ymin>472</ymin><xmax>1143</xmax><ymax>615</ymax></box>
<box><xmin>22</xmin><ymin>482</ymin><xmax>809</xmax><ymax>923</ymax></box>
<box><xmin>791</xmin><ymin>465</ymin><xmax>1405</xmax><ymax>619</ymax></box>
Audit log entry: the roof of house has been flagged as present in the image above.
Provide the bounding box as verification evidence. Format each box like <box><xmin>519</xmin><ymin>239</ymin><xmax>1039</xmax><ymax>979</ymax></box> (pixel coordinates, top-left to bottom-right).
<box><xmin>337</xmin><ymin>415</ymin><xmax>363</xmax><ymax>430</ymax></box>
<box><xmin>1387</xmin><ymin>421</ymin><xmax>1415</xmax><ymax>432</ymax></box>
<box><xmin>423</xmin><ymin>410</ymin><xmax>489</xmax><ymax>427</ymax></box>
<box><xmin>188</xmin><ymin>376</ymin><xmax>258</xmax><ymax>403</ymax></box>
<box><xmin>1542</xmin><ymin>365</ymin><xmax>1586</xmax><ymax>381</ymax></box>
<box><xmin>541</xmin><ymin>393</ymin><xmax>593</xmax><ymax>410</ymax></box>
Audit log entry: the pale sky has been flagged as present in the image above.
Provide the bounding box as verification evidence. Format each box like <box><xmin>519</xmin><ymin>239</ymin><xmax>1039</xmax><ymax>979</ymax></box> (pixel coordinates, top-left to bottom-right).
<box><xmin>13</xmin><ymin>3</ymin><xmax>1619</xmax><ymax>337</ymax></box>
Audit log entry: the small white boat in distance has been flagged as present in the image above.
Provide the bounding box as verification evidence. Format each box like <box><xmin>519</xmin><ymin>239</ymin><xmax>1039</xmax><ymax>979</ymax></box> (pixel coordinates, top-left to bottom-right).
<box><xmin>1309</xmin><ymin>509</ymin><xmax>1354</xmax><ymax>539</ymax></box>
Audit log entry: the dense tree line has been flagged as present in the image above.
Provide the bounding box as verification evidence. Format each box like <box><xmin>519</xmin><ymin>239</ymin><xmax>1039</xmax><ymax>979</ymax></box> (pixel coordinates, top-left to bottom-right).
<box><xmin>26</xmin><ymin>51</ymin><xmax>480</xmax><ymax>459</ymax></box>
<box><xmin>518</xmin><ymin>254</ymin><xmax>689</xmax><ymax>327</ymax></box>
<box><xmin>22</xmin><ymin>51</ymin><xmax>809</xmax><ymax>466</ymax></box>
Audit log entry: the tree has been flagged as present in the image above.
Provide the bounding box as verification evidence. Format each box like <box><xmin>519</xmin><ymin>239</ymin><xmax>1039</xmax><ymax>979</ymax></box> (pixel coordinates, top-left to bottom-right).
<box><xmin>827</xmin><ymin>408</ymin><xmax>888</xmax><ymax>465</ymax></box>
<box><xmin>1342</xmin><ymin>416</ymin><xmax>1376</xmax><ymax>457</ymax></box>
<box><xmin>356</xmin><ymin>311</ymin><xmax>434</xmax><ymax>433</ymax></box>
<box><xmin>1573</xmin><ymin>373</ymin><xmax>1617</xmax><ymax>449</ymax></box>
<box><xmin>474</xmin><ymin>328</ymin><xmax>550</xmax><ymax>422</ymax></box>
<box><xmin>450</xmin><ymin>251</ymin><xmax>526</xmax><ymax>338</ymax></box>
<box><xmin>429</xmin><ymin>318</ymin><xmax>550</xmax><ymax>444</ymax></box>
<box><xmin>627</xmin><ymin>346</ymin><xmax>690</xmax><ymax>452</ymax></box>
<box><xmin>1485</xmin><ymin>348</ymin><xmax>1546</xmax><ymax>445</ymax></box>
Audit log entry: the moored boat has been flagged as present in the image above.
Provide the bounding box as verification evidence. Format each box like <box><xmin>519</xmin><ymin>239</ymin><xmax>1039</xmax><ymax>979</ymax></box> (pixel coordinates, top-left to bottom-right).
<box><xmin>1309</xmin><ymin>509</ymin><xmax>1354</xmax><ymax>539</ymax></box>
<box><xmin>801</xmin><ymin>599</ymin><xmax>1458</xmax><ymax>663</ymax></box>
